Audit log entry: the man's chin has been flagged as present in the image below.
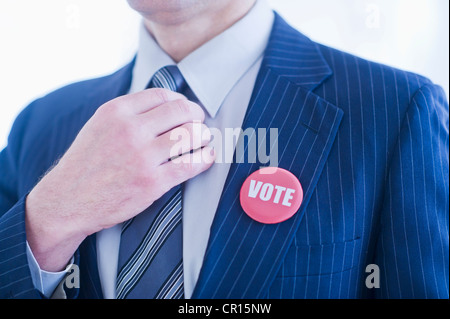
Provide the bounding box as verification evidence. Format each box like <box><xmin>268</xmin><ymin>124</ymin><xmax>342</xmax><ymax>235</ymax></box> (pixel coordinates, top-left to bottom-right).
<box><xmin>127</xmin><ymin>0</ymin><xmax>206</xmax><ymax>25</ymax></box>
<box><xmin>127</xmin><ymin>0</ymin><xmax>201</xmax><ymax>14</ymax></box>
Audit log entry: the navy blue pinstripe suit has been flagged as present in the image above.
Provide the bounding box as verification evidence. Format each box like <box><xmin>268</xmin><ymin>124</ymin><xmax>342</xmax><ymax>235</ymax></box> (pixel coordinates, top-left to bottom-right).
<box><xmin>0</xmin><ymin>13</ymin><xmax>448</xmax><ymax>299</ymax></box>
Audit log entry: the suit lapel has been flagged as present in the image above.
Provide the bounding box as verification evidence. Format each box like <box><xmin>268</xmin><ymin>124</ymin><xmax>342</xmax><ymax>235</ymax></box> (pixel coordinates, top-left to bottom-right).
<box><xmin>192</xmin><ymin>14</ymin><xmax>343</xmax><ymax>298</ymax></box>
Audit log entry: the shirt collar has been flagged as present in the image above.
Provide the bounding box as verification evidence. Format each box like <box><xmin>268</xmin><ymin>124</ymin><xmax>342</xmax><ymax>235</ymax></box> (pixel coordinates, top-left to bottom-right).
<box><xmin>129</xmin><ymin>0</ymin><xmax>274</xmax><ymax>118</ymax></box>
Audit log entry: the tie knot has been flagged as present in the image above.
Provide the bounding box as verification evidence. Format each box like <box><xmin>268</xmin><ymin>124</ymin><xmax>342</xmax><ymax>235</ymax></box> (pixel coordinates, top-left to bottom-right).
<box><xmin>148</xmin><ymin>65</ymin><xmax>187</xmax><ymax>93</ymax></box>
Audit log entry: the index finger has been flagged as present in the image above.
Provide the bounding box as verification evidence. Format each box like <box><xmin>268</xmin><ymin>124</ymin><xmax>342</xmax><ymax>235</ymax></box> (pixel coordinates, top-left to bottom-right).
<box><xmin>116</xmin><ymin>88</ymin><xmax>188</xmax><ymax>114</ymax></box>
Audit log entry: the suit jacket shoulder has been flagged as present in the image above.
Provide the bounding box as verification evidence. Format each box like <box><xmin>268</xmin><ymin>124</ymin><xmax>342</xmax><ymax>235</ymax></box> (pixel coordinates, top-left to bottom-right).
<box><xmin>316</xmin><ymin>41</ymin><xmax>434</xmax><ymax>111</ymax></box>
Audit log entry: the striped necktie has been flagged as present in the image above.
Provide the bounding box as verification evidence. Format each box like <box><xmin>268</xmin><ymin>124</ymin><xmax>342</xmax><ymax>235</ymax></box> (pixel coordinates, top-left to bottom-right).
<box><xmin>116</xmin><ymin>66</ymin><xmax>187</xmax><ymax>299</ymax></box>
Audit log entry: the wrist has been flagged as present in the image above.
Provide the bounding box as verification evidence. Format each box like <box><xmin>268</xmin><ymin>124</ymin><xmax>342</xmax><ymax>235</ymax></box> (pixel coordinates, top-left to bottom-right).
<box><xmin>25</xmin><ymin>184</ymin><xmax>87</xmax><ymax>272</ymax></box>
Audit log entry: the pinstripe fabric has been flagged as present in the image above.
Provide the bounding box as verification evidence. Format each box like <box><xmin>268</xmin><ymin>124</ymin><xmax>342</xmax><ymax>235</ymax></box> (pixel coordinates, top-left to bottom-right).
<box><xmin>191</xmin><ymin>14</ymin><xmax>448</xmax><ymax>299</ymax></box>
<box><xmin>0</xmin><ymin>197</ymin><xmax>37</xmax><ymax>298</ymax></box>
<box><xmin>0</xmin><ymin>13</ymin><xmax>448</xmax><ymax>299</ymax></box>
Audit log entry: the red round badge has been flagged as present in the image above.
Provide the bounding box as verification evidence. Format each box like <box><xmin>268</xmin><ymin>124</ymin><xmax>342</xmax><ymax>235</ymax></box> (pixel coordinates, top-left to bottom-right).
<box><xmin>240</xmin><ymin>167</ymin><xmax>303</xmax><ymax>224</ymax></box>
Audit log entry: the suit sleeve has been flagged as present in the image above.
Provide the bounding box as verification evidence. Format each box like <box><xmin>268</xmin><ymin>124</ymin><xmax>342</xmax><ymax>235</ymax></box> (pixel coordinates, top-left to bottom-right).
<box><xmin>0</xmin><ymin>103</ymin><xmax>81</xmax><ymax>299</ymax></box>
<box><xmin>0</xmin><ymin>105</ymin><xmax>43</xmax><ymax>298</ymax></box>
<box><xmin>375</xmin><ymin>84</ymin><xmax>449</xmax><ymax>299</ymax></box>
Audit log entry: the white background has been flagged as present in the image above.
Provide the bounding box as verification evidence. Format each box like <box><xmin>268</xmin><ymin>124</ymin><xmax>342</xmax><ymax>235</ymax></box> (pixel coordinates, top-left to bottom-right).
<box><xmin>0</xmin><ymin>0</ymin><xmax>448</xmax><ymax>149</ymax></box>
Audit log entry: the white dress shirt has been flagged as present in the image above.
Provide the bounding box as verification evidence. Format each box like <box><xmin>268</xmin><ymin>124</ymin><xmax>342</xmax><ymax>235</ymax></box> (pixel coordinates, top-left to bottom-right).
<box><xmin>27</xmin><ymin>0</ymin><xmax>274</xmax><ymax>299</ymax></box>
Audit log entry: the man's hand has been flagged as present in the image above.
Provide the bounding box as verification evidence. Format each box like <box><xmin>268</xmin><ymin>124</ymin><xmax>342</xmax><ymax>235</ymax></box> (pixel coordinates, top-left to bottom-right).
<box><xmin>25</xmin><ymin>88</ymin><xmax>214</xmax><ymax>272</ymax></box>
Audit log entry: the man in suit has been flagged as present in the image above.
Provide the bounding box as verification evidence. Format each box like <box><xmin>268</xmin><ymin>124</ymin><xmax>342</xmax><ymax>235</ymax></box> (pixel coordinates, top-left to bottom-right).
<box><xmin>0</xmin><ymin>0</ymin><xmax>448</xmax><ymax>299</ymax></box>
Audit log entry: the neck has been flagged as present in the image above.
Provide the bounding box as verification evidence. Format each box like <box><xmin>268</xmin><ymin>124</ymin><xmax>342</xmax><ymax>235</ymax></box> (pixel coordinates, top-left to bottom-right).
<box><xmin>144</xmin><ymin>0</ymin><xmax>257</xmax><ymax>63</ymax></box>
